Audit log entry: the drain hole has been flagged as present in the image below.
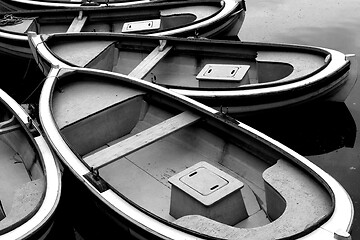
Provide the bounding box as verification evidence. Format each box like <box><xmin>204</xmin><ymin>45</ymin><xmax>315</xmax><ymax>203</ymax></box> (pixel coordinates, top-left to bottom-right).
<box><xmin>210</xmin><ymin>185</ymin><xmax>219</xmax><ymax>190</ymax></box>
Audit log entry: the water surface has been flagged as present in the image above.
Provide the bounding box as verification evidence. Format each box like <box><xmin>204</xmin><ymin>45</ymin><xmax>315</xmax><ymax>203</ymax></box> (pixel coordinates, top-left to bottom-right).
<box><xmin>239</xmin><ymin>0</ymin><xmax>360</xmax><ymax>238</ymax></box>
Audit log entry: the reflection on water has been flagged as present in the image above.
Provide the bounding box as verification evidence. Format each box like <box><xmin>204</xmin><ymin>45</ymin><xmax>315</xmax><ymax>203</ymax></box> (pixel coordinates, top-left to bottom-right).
<box><xmin>0</xmin><ymin>51</ymin><xmax>44</xmax><ymax>104</ymax></box>
<box><xmin>235</xmin><ymin>101</ymin><xmax>356</xmax><ymax>156</ymax></box>
<box><xmin>239</xmin><ymin>0</ymin><xmax>360</xmax><ymax>54</ymax></box>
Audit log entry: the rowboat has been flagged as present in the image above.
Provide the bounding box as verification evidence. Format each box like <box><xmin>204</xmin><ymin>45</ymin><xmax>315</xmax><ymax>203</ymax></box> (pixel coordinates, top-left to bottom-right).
<box><xmin>0</xmin><ymin>88</ymin><xmax>61</xmax><ymax>239</ymax></box>
<box><xmin>38</xmin><ymin>64</ymin><xmax>353</xmax><ymax>239</ymax></box>
<box><xmin>28</xmin><ymin>32</ymin><xmax>357</xmax><ymax>115</ymax></box>
<box><xmin>0</xmin><ymin>0</ymin><xmax>160</xmax><ymax>10</ymax></box>
<box><xmin>0</xmin><ymin>0</ymin><xmax>245</xmax><ymax>58</ymax></box>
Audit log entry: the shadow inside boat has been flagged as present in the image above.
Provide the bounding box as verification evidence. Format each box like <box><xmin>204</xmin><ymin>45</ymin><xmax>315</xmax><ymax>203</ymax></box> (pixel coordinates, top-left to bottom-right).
<box><xmin>232</xmin><ymin>101</ymin><xmax>357</xmax><ymax>156</ymax></box>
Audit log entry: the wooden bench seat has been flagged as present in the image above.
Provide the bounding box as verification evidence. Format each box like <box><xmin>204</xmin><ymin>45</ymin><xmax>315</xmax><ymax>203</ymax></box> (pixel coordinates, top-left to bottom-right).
<box><xmin>174</xmin><ymin>159</ymin><xmax>332</xmax><ymax>240</ymax></box>
<box><xmin>67</xmin><ymin>14</ymin><xmax>88</xmax><ymax>33</ymax></box>
<box><xmin>128</xmin><ymin>43</ymin><xmax>173</xmax><ymax>79</ymax></box>
<box><xmin>84</xmin><ymin>111</ymin><xmax>201</xmax><ymax>170</ymax></box>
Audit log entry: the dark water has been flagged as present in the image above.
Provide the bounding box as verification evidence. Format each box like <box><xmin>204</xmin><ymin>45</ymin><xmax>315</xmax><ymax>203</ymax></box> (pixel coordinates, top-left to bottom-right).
<box><xmin>238</xmin><ymin>0</ymin><xmax>360</xmax><ymax>238</ymax></box>
<box><xmin>0</xmin><ymin>0</ymin><xmax>359</xmax><ymax>239</ymax></box>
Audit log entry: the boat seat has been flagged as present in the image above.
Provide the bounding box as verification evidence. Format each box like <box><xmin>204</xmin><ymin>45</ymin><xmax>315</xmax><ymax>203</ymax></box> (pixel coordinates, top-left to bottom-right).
<box><xmin>61</xmin><ymin>95</ymin><xmax>146</xmax><ymax>156</ymax></box>
<box><xmin>67</xmin><ymin>15</ymin><xmax>88</xmax><ymax>33</ymax></box>
<box><xmin>128</xmin><ymin>43</ymin><xmax>173</xmax><ymax>79</ymax></box>
<box><xmin>53</xmin><ymin>73</ymin><xmax>147</xmax><ymax>156</ymax></box>
<box><xmin>174</xmin><ymin>159</ymin><xmax>332</xmax><ymax>240</ymax></box>
<box><xmin>256</xmin><ymin>51</ymin><xmax>325</xmax><ymax>82</ymax></box>
<box><xmin>51</xmin><ymin>40</ymin><xmax>117</xmax><ymax>70</ymax></box>
<box><xmin>84</xmin><ymin>110</ymin><xmax>201</xmax><ymax>170</ymax></box>
<box><xmin>55</xmin><ymin>81</ymin><xmax>145</xmax><ymax>130</ymax></box>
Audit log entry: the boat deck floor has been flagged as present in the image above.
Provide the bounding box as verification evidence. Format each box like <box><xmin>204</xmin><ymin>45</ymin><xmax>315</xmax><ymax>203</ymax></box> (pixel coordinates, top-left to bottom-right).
<box><xmin>0</xmin><ymin>138</ymin><xmax>31</xmax><ymax>214</ymax></box>
<box><xmin>96</xmin><ymin>106</ymin><xmax>271</xmax><ymax>227</ymax></box>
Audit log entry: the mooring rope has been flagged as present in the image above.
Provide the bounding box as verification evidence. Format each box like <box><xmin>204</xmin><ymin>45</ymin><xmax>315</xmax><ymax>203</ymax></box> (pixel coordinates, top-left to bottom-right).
<box><xmin>0</xmin><ymin>14</ymin><xmax>28</xmax><ymax>26</ymax></box>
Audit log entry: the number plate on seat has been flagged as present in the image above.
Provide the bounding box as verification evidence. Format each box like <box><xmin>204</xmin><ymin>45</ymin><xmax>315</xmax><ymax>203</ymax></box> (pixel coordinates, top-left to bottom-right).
<box><xmin>196</xmin><ymin>64</ymin><xmax>250</xmax><ymax>82</ymax></box>
<box><xmin>122</xmin><ymin>19</ymin><xmax>161</xmax><ymax>33</ymax></box>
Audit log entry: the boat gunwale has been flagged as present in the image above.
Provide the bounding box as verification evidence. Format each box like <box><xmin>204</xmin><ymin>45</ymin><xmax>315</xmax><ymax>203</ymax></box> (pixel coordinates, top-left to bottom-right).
<box><xmin>38</xmin><ymin>65</ymin><xmax>353</xmax><ymax>240</ymax></box>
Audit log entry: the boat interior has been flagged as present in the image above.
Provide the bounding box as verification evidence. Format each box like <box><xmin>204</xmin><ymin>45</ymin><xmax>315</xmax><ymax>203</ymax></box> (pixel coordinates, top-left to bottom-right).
<box><xmin>46</xmin><ymin>36</ymin><xmax>328</xmax><ymax>90</ymax></box>
<box><xmin>0</xmin><ymin>104</ymin><xmax>45</xmax><ymax>232</ymax></box>
<box><xmin>0</xmin><ymin>1</ymin><xmax>223</xmax><ymax>35</ymax></box>
<box><xmin>52</xmin><ymin>70</ymin><xmax>333</xmax><ymax>239</ymax></box>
